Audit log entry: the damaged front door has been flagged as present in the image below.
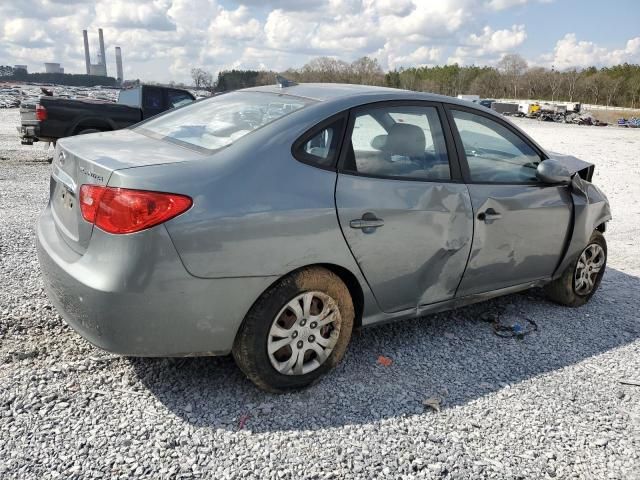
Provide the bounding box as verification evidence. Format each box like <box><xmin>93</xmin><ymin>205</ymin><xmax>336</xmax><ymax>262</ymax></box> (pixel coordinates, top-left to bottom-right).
<box><xmin>448</xmin><ymin>107</ymin><xmax>573</xmax><ymax>296</ymax></box>
<box><xmin>335</xmin><ymin>102</ymin><xmax>473</xmax><ymax>313</ymax></box>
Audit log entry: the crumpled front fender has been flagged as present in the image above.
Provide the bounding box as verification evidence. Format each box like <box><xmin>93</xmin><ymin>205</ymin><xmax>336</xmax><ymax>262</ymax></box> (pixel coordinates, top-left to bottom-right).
<box><xmin>553</xmin><ymin>175</ymin><xmax>612</xmax><ymax>278</ymax></box>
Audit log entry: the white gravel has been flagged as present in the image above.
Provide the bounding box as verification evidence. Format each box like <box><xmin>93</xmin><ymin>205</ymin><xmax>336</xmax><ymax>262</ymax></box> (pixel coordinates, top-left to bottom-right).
<box><xmin>1</xmin><ymin>109</ymin><xmax>639</xmax><ymax>479</ymax></box>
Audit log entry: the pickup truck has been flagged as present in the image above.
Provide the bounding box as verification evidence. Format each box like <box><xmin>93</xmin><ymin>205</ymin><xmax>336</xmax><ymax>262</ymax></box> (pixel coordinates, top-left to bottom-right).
<box><xmin>18</xmin><ymin>85</ymin><xmax>195</xmax><ymax>146</ymax></box>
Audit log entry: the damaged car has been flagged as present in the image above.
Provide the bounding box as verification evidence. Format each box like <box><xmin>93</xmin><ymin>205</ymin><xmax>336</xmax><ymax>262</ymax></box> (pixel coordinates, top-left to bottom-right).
<box><xmin>36</xmin><ymin>82</ymin><xmax>611</xmax><ymax>392</ymax></box>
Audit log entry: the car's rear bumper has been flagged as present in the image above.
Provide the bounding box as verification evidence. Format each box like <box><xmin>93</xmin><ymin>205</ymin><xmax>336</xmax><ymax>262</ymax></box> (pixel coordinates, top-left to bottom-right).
<box><xmin>36</xmin><ymin>204</ymin><xmax>276</xmax><ymax>356</ymax></box>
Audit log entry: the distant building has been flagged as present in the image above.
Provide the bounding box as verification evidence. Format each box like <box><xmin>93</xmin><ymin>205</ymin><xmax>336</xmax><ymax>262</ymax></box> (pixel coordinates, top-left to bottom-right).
<box><xmin>44</xmin><ymin>62</ymin><xmax>64</xmax><ymax>74</ymax></box>
<box><xmin>83</xmin><ymin>28</ymin><xmax>108</xmax><ymax>77</ymax></box>
<box><xmin>14</xmin><ymin>65</ymin><xmax>28</xmax><ymax>73</ymax></box>
<box><xmin>89</xmin><ymin>64</ymin><xmax>107</xmax><ymax>76</ymax></box>
<box><xmin>115</xmin><ymin>47</ymin><xmax>123</xmax><ymax>84</ymax></box>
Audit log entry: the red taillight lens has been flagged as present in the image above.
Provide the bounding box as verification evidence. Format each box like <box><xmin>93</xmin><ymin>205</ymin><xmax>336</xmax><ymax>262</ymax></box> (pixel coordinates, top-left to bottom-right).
<box><xmin>35</xmin><ymin>104</ymin><xmax>47</xmax><ymax>121</ymax></box>
<box><xmin>79</xmin><ymin>185</ymin><xmax>192</xmax><ymax>234</ymax></box>
<box><xmin>79</xmin><ymin>184</ymin><xmax>106</xmax><ymax>223</ymax></box>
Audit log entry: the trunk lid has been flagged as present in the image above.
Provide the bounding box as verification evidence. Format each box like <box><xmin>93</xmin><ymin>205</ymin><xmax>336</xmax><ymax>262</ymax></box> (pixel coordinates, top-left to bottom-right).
<box><xmin>50</xmin><ymin>129</ymin><xmax>203</xmax><ymax>254</ymax></box>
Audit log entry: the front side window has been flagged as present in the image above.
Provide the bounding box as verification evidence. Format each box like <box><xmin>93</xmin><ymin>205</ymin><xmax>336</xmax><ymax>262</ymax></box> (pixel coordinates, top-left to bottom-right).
<box><xmin>136</xmin><ymin>91</ymin><xmax>313</xmax><ymax>151</ymax></box>
<box><xmin>343</xmin><ymin>105</ymin><xmax>450</xmax><ymax>181</ymax></box>
<box><xmin>451</xmin><ymin>109</ymin><xmax>541</xmax><ymax>183</ymax></box>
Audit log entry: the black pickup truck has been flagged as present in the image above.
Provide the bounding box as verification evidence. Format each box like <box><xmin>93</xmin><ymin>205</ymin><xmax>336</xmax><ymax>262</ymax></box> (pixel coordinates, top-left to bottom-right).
<box><xmin>18</xmin><ymin>85</ymin><xmax>195</xmax><ymax>145</ymax></box>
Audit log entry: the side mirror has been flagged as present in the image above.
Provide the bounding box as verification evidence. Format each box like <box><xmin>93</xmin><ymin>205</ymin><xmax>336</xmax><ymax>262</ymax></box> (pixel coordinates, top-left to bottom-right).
<box><xmin>536</xmin><ymin>159</ymin><xmax>572</xmax><ymax>184</ymax></box>
<box><xmin>370</xmin><ymin>134</ymin><xmax>387</xmax><ymax>150</ymax></box>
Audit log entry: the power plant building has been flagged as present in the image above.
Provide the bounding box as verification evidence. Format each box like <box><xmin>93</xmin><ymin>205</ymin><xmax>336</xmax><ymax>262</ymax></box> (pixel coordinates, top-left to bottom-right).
<box><xmin>44</xmin><ymin>63</ymin><xmax>64</xmax><ymax>74</ymax></box>
<box><xmin>83</xmin><ymin>28</ymin><xmax>120</xmax><ymax>80</ymax></box>
<box><xmin>115</xmin><ymin>47</ymin><xmax>124</xmax><ymax>84</ymax></box>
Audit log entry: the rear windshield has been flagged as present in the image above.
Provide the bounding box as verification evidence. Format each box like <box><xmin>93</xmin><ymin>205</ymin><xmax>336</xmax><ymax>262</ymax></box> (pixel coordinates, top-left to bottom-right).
<box><xmin>135</xmin><ymin>91</ymin><xmax>314</xmax><ymax>151</ymax></box>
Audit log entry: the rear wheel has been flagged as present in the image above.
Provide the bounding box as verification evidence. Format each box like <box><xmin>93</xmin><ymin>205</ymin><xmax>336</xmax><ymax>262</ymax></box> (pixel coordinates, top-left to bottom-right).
<box><xmin>545</xmin><ymin>230</ymin><xmax>607</xmax><ymax>307</ymax></box>
<box><xmin>77</xmin><ymin>128</ymin><xmax>101</xmax><ymax>135</ymax></box>
<box><xmin>232</xmin><ymin>267</ymin><xmax>354</xmax><ymax>392</ymax></box>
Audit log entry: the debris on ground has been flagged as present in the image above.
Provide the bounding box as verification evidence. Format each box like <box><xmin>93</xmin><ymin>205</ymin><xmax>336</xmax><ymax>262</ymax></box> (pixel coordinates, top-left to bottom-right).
<box><xmin>619</xmin><ymin>379</ymin><xmax>640</xmax><ymax>387</ymax></box>
<box><xmin>617</xmin><ymin>117</ymin><xmax>640</xmax><ymax>128</ymax></box>
<box><xmin>423</xmin><ymin>396</ymin><xmax>443</xmax><ymax>412</ymax></box>
<box><xmin>377</xmin><ymin>355</ymin><xmax>393</xmax><ymax>367</ymax></box>
<box><xmin>238</xmin><ymin>414</ymin><xmax>250</xmax><ymax>430</ymax></box>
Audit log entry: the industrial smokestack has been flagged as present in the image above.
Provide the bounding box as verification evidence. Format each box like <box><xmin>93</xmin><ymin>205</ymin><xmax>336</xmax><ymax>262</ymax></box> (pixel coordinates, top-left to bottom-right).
<box><xmin>115</xmin><ymin>47</ymin><xmax>123</xmax><ymax>84</ymax></box>
<box><xmin>98</xmin><ymin>28</ymin><xmax>107</xmax><ymax>75</ymax></box>
<box><xmin>83</xmin><ymin>30</ymin><xmax>91</xmax><ymax>75</ymax></box>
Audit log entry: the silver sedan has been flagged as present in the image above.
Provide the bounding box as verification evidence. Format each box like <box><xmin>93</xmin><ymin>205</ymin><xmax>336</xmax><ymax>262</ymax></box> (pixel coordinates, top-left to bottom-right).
<box><xmin>37</xmin><ymin>82</ymin><xmax>611</xmax><ymax>392</ymax></box>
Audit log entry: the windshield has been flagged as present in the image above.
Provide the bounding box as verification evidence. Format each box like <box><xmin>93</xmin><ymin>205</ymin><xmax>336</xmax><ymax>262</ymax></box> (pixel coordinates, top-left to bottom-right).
<box><xmin>135</xmin><ymin>91</ymin><xmax>314</xmax><ymax>151</ymax></box>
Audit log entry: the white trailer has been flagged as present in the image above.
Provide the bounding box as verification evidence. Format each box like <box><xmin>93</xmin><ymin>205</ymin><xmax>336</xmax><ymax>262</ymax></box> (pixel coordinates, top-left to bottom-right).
<box><xmin>457</xmin><ymin>94</ymin><xmax>480</xmax><ymax>102</ymax></box>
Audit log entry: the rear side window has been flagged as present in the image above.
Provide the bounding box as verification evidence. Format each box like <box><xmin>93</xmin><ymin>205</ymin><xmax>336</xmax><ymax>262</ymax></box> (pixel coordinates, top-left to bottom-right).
<box><xmin>451</xmin><ymin>109</ymin><xmax>541</xmax><ymax>183</ymax></box>
<box><xmin>143</xmin><ymin>87</ymin><xmax>163</xmax><ymax>109</ymax></box>
<box><xmin>343</xmin><ymin>105</ymin><xmax>450</xmax><ymax>181</ymax></box>
<box><xmin>294</xmin><ymin>117</ymin><xmax>345</xmax><ymax>168</ymax></box>
<box><xmin>168</xmin><ymin>90</ymin><xmax>194</xmax><ymax>108</ymax></box>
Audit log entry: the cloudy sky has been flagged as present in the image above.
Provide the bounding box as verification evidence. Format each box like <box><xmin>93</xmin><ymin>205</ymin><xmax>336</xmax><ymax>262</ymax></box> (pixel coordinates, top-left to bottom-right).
<box><xmin>1</xmin><ymin>0</ymin><xmax>639</xmax><ymax>84</ymax></box>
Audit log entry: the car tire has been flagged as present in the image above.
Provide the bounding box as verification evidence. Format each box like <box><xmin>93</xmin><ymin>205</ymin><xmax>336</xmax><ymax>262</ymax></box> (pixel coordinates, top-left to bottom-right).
<box><xmin>77</xmin><ymin>128</ymin><xmax>101</xmax><ymax>135</ymax></box>
<box><xmin>232</xmin><ymin>267</ymin><xmax>354</xmax><ymax>393</ymax></box>
<box><xmin>545</xmin><ymin>230</ymin><xmax>607</xmax><ymax>307</ymax></box>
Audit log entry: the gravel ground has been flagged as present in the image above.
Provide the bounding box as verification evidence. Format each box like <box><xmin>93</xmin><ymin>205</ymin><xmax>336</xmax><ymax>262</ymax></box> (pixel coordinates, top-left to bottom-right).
<box><xmin>1</xmin><ymin>108</ymin><xmax>639</xmax><ymax>479</ymax></box>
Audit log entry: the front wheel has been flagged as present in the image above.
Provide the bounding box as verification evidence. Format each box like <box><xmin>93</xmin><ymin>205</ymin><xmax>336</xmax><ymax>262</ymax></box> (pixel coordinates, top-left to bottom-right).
<box><xmin>232</xmin><ymin>267</ymin><xmax>354</xmax><ymax>393</ymax></box>
<box><xmin>545</xmin><ymin>230</ymin><xmax>607</xmax><ymax>307</ymax></box>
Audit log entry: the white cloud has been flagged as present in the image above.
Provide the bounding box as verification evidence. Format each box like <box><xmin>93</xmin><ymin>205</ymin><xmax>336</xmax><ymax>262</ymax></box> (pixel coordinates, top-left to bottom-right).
<box><xmin>468</xmin><ymin>24</ymin><xmax>527</xmax><ymax>53</ymax></box>
<box><xmin>486</xmin><ymin>0</ymin><xmax>553</xmax><ymax>11</ymax></box>
<box><xmin>548</xmin><ymin>33</ymin><xmax>640</xmax><ymax>69</ymax></box>
<box><xmin>95</xmin><ymin>0</ymin><xmax>175</xmax><ymax>31</ymax></box>
<box><xmin>387</xmin><ymin>46</ymin><xmax>442</xmax><ymax>69</ymax></box>
<box><xmin>486</xmin><ymin>0</ymin><xmax>528</xmax><ymax>10</ymax></box>
<box><xmin>447</xmin><ymin>24</ymin><xmax>527</xmax><ymax>64</ymax></box>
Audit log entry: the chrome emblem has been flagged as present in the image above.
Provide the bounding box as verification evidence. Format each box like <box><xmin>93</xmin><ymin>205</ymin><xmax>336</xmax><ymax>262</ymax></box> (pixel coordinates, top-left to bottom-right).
<box><xmin>59</xmin><ymin>150</ymin><xmax>66</xmax><ymax>165</ymax></box>
<box><xmin>79</xmin><ymin>166</ymin><xmax>104</xmax><ymax>183</ymax></box>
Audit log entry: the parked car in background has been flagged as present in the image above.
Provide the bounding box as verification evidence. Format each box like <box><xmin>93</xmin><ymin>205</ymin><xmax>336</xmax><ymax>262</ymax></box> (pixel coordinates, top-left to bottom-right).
<box><xmin>17</xmin><ymin>84</ymin><xmax>194</xmax><ymax>147</ymax></box>
<box><xmin>477</xmin><ymin>98</ymin><xmax>495</xmax><ymax>109</ymax></box>
<box><xmin>37</xmin><ymin>82</ymin><xmax>611</xmax><ymax>392</ymax></box>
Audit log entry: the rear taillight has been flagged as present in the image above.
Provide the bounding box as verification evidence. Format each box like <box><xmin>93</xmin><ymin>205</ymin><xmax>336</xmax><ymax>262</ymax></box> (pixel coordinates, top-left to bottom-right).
<box><xmin>35</xmin><ymin>104</ymin><xmax>47</xmax><ymax>121</ymax></box>
<box><xmin>79</xmin><ymin>185</ymin><xmax>192</xmax><ymax>234</ymax></box>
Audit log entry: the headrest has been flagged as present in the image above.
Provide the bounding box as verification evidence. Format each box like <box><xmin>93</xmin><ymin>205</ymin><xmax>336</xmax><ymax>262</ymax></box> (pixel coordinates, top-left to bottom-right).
<box><xmin>383</xmin><ymin>123</ymin><xmax>425</xmax><ymax>158</ymax></box>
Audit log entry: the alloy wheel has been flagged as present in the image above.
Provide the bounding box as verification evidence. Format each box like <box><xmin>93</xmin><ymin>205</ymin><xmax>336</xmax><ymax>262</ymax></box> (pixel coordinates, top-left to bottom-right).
<box><xmin>574</xmin><ymin>243</ymin><xmax>605</xmax><ymax>295</ymax></box>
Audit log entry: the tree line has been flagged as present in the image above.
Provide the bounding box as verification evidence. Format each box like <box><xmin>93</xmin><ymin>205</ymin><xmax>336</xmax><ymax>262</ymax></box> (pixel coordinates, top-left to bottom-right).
<box><xmin>0</xmin><ymin>66</ymin><xmax>118</xmax><ymax>87</ymax></box>
<box><xmin>201</xmin><ymin>54</ymin><xmax>640</xmax><ymax>109</ymax></box>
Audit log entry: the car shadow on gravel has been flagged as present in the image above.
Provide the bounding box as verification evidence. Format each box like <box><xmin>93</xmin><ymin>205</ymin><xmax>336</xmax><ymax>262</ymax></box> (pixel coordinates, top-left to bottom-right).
<box><xmin>130</xmin><ymin>267</ymin><xmax>640</xmax><ymax>433</ymax></box>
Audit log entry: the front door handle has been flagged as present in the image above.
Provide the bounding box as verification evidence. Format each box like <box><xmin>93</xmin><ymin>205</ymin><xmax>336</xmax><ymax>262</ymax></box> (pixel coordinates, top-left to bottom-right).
<box><xmin>477</xmin><ymin>208</ymin><xmax>502</xmax><ymax>224</ymax></box>
<box><xmin>350</xmin><ymin>213</ymin><xmax>384</xmax><ymax>232</ymax></box>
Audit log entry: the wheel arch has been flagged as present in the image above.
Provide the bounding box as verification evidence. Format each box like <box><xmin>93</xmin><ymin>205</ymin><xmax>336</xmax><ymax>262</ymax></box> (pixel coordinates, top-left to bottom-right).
<box><xmin>235</xmin><ymin>262</ymin><xmax>365</xmax><ymax>345</ymax></box>
<box><xmin>68</xmin><ymin>117</ymin><xmax>117</xmax><ymax>136</ymax></box>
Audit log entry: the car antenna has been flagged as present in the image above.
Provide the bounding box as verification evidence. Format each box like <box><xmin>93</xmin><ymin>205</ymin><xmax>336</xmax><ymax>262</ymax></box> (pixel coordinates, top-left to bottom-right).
<box><xmin>275</xmin><ymin>75</ymin><xmax>297</xmax><ymax>88</ymax></box>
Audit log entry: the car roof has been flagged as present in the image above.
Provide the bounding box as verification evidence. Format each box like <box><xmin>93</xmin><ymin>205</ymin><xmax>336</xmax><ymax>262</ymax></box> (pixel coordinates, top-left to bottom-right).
<box><xmin>244</xmin><ymin>83</ymin><xmax>407</xmax><ymax>101</ymax></box>
<box><xmin>244</xmin><ymin>82</ymin><xmax>464</xmax><ymax>103</ymax></box>
<box><xmin>243</xmin><ymin>82</ymin><xmax>502</xmax><ymax>113</ymax></box>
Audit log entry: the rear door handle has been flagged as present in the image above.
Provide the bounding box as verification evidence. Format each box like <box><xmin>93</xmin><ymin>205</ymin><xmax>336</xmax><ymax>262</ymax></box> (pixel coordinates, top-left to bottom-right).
<box><xmin>350</xmin><ymin>213</ymin><xmax>384</xmax><ymax>232</ymax></box>
<box><xmin>477</xmin><ymin>208</ymin><xmax>502</xmax><ymax>224</ymax></box>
